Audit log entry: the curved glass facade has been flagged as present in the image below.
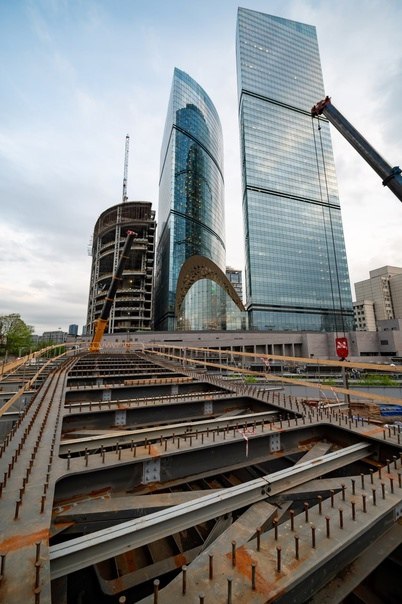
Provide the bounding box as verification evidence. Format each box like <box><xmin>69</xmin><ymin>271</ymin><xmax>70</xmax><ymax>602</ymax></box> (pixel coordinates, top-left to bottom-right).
<box><xmin>236</xmin><ymin>9</ymin><xmax>353</xmax><ymax>332</ymax></box>
<box><xmin>154</xmin><ymin>69</ymin><xmax>226</xmax><ymax>330</ymax></box>
<box><xmin>177</xmin><ymin>279</ymin><xmax>247</xmax><ymax>331</ymax></box>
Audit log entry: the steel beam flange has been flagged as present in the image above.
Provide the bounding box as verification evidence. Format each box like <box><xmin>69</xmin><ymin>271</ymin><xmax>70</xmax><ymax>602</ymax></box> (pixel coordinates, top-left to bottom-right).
<box><xmin>49</xmin><ymin>442</ymin><xmax>372</xmax><ymax>579</ymax></box>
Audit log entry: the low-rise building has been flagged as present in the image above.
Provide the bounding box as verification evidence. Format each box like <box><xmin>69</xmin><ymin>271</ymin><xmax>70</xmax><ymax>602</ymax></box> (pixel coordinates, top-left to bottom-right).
<box><xmin>41</xmin><ymin>331</ymin><xmax>67</xmax><ymax>344</ymax></box>
<box><xmin>354</xmin><ymin>266</ymin><xmax>402</xmax><ymax>330</ymax></box>
<box><xmin>353</xmin><ymin>300</ymin><xmax>376</xmax><ymax>331</ymax></box>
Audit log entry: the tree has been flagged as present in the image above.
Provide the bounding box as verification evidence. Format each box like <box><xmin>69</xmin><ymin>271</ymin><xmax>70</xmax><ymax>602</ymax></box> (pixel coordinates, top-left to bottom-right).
<box><xmin>0</xmin><ymin>314</ymin><xmax>34</xmax><ymax>356</ymax></box>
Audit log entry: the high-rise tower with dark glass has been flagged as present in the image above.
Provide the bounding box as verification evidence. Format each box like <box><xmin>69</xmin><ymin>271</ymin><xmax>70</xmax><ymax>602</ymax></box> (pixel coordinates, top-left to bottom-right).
<box><xmin>236</xmin><ymin>8</ymin><xmax>353</xmax><ymax>332</ymax></box>
<box><xmin>154</xmin><ymin>68</ymin><xmax>226</xmax><ymax>330</ymax></box>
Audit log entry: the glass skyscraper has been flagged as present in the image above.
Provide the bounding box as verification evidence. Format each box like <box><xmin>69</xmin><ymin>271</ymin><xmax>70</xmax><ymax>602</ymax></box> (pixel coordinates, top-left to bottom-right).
<box><xmin>154</xmin><ymin>68</ymin><xmax>226</xmax><ymax>330</ymax></box>
<box><xmin>236</xmin><ymin>8</ymin><xmax>353</xmax><ymax>332</ymax></box>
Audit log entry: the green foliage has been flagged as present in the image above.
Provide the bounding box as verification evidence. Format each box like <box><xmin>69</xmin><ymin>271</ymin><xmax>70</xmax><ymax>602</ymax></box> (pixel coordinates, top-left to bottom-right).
<box><xmin>244</xmin><ymin>375</ymin><xmax>257</xmax><ymax>384</ymax></box>
<box><xmin>52</xmin><ymin>345</ymin><xmax>66</xmax><ymax>357</ymax></box>
<box><xmin>0</xmin><ymin>313</ymin><xmax>34</xmax><ymax>356</ymax></box>
<box><xmin>356</xmin><ymin>373</ymin><xmax>399</xmax><ymax>387</ymax></box>
<box><xmin>322</xmin><ymin>379</ymin><xmax>337</xmax><ymax>386</ymax></box>
<box><xmin>35</xmin><ymin>340</ymin><xmax>54</xmax><ymax>352</ymax></box>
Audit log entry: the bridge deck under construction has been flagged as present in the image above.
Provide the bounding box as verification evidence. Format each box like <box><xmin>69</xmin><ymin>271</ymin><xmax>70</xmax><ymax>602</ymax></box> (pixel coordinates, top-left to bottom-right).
<box><xmin>0</xmin><ymin>351</ymin><xmax>402</xmax><ymax>603</ymax></box>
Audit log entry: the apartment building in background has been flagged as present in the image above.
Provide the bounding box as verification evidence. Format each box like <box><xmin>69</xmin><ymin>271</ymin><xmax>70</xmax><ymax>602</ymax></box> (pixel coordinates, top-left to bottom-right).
<box><xmin>226</xmin><ymin>267</ymin><xmax>243</xmax><ymax>301</ymax></box>
<box><xmin>354</xmin><ymin>266</ymin><xmax>402</xmax><ymax>330</ymax></box>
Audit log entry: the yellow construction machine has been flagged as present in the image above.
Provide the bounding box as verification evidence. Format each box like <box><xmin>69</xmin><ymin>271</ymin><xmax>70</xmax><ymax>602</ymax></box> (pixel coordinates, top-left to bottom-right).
<box><xmin>89</xmin><ymin>230</ymin><xmax>137</xmax><ymax>352</ymax></box>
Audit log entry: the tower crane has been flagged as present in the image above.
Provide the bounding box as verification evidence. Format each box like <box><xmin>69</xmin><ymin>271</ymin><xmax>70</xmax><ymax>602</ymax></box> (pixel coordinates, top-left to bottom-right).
<box><xmin>89</xmin><ymin>135</ymin><xmax>136</xmax><ymax>352</ymax></box>
<box><xmin>311</xmin><ymin>96</ymin><xmax>402</xmax><ymax>203</ymax></box>
<box><xmin>122</xmin><ymin>134</ymin><xmax>129</xmax><ymax>203</ymax></box>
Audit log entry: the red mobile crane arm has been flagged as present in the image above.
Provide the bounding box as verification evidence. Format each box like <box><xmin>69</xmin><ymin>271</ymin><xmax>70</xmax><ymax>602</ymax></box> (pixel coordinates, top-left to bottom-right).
<box><xmin>311</xmin><ymin>96</ymin><xmax>402</xmax><ymax>203</ymax></box>
<box><xmin>90</xmin><ymin>230</ymin><xmax>137</xmax><ymax>353</ymax></box>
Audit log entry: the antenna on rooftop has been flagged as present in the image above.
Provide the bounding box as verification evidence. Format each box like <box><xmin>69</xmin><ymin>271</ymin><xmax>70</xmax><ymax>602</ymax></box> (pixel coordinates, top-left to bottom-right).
<box><xmin>122</xmin><ymin>134</ymin><xmax>129</xmax><ymax>202</ymax></box>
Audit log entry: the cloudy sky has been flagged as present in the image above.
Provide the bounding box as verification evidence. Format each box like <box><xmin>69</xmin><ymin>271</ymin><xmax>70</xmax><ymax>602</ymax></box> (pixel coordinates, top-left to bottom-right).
<box><xmin>1</xmin><ymin>0</ymin><xmax>401</xmax><ymax>335</ymax></box>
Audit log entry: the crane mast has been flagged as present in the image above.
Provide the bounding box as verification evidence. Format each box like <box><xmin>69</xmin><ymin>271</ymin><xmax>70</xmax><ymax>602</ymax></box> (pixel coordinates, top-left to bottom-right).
<box><xmin>311</xmin><ymin>96</ymin><xmax>402</xmax><ymax>203</ymax></box>
<box><xmin>122</xmin><ymin>134</ymin><xmax>129</xmax><ymax>203</ymax></box>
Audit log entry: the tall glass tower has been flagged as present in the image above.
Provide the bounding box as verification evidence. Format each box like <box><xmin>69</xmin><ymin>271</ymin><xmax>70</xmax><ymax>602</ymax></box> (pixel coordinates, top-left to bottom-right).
<box><xmin>236</xmin><ymin>8</ymin><xmax>353</xmax><ymax>332</ymax></box>
<box><xmin>154</xmin><ymin>68</ymin><xmax>226</xmax><ymax>330</ymax></box>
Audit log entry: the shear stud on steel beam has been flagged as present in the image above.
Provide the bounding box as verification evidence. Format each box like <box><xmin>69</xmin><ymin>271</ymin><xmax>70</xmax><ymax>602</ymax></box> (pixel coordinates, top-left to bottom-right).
<box><xmin>209</xmin><ymin>554</ymin><xmax>213</xmax><ymax>579</ymax></box>
<box><xmin>182</xmin><ymin>565</ymin><xmax>187</xmax><ymax>595</ymax></box>
<box><xmin>231</xmin><ymin>540</ymin><xmax>236</xmax><ymax>566</ymax></box>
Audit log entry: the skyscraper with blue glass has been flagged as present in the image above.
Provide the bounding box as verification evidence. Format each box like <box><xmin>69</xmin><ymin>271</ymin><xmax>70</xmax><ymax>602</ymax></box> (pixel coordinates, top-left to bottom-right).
<box><xmin>154</xmin><ymin>68</ymin><xmax>226</xmax><ymax>330</ymax></box>
<box><xmin>236</xmin><ymin>8</ymin><xmax>353</xmax><ymax>332</ymax></box>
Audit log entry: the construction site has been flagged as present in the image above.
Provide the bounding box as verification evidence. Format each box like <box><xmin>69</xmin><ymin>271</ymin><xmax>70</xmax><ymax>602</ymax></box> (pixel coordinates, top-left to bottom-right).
<box><xmin>2</xmin><ymin>95</ymin><xmax>401</xmax><ymax>597</ymax></box>
<box><xmin>1</xmin><ymin>344</ymin><xmax>402</xmax><ymax>603</ymax></box>
<box><xmin>3</xmin><ymin>4</ymin><xmax>402</xmax><ymax>602</ymax></box>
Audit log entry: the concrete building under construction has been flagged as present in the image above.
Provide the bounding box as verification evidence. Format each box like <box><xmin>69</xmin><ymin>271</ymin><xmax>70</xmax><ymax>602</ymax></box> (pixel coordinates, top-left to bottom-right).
<box><xmin>86</xmin><ymin>201</ymin><xmax>156</xmax><ymax>334</ymax></box>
